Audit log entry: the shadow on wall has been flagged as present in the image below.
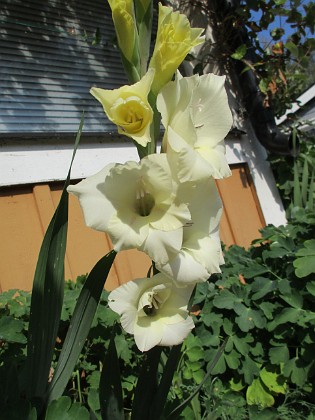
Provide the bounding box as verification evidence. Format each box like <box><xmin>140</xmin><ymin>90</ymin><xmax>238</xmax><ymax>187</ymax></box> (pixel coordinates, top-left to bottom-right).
<box><xmin>0</xmin><ymin>0</ymin><xmax>128</xmax><ymax>135</ymax></box>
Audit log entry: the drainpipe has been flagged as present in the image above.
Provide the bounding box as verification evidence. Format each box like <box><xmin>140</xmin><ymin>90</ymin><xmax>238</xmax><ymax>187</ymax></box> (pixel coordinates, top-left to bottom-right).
<box><xmin>237</xmin><ymin>65</ymin><xmax>298</xmax><ymax>156</ymax></box>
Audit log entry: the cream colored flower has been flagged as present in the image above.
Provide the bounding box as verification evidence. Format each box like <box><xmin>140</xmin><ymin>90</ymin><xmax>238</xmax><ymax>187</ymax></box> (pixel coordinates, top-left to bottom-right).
<box><xmin>157</xmin><ymin>72</ymin><xmax>233</xmax><ymax>181</ymax></box>
<box><xmin>67</xmin><ymin>154</ymin><xmax>191</xmax><ymax>265</ymax></box>
<box><xmin>107</xmin><ymin>0</ymin><xmax>137</xmax><ymax>63</ymax></box>
<box><xmin>156</xmin><ymin>178</ymin><xmax>224</xmax><ymax>285</ymax></box>
<box><xmin>90</xmin><ymin>68</ymin><xmax>154</xmax><ymax>147</ymax></box>
<box><xmin>108</xmin><ymin>273</ymin><xmax>195</xmax><ymax>351</ymax></box>
<box><xmin>149</xmin><ymin>4</ymin><xmax>204</xmax><ymax>95</ymax></box>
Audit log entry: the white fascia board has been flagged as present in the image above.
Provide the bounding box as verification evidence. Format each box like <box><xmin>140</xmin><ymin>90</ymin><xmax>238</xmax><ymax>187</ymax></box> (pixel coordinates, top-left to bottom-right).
<box><xmin>0</xmin><ymin>136</ymin><xmax>286</xmax><ymax>226</ymax></box>
<box><xmin>276</xmin><ymin>83</ymin><xmax>315</xmax><ymax>125</ymax></box>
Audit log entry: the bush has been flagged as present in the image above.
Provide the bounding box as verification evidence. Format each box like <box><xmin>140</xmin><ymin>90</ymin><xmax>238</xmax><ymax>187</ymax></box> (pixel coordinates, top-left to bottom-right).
<box><xmin>1</xmin><ymin>209</ymin><xmax>315</xmax><ymax>419</ymax></box>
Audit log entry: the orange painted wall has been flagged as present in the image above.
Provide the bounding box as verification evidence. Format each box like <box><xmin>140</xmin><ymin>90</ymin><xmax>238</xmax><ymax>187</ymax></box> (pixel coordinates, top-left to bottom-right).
<box><xmin>0</xmin><ymin>164</ymin><xmax>265</xmax><ymax>292</ymax></box>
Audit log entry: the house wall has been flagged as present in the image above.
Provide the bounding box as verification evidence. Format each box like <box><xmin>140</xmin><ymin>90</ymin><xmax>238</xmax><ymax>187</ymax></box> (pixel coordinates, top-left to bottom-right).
<box><xmin>0</xmin><ymin>164</ymin><xmax>265</xmax><ymax>292</ymax></box>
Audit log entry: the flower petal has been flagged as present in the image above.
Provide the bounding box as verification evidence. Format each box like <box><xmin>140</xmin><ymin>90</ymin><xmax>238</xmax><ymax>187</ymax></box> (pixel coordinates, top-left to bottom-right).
<box><xmin>157</xmin><ymin>249</ymin><xmax>210</xmax><ymax>285</ymax></box>
<box><xmin>140</xmin><ymin>227</ymin><xmax>183</xmax><ymax>264</ymax></box>
<box><xmin>90</xmin><ymin>69</ymin><xmax>155</xmax><ymax>146</ymax></box>
<box><xmin>134</xmin><ymin>317</ymin><xmax>164</xmax><ymax>351</ymax></box>
<box><xmin>159</xmin><ymin>317</ymin><xmax>194</xmax><ymax>346</ymax></box>
<box><xmin>107</xmin><ymin>211</ymin><xmax>149</xmax><ymax>251</ymax></box>
<box><xmin>67</xmin><ymin>164</ymin><xmax>115</xmax><ymax>232</ymax></box>
<box><xmin>149</xmin><ymin>4</ymin><xmax>204</xmax><ymax>94</ymax></box>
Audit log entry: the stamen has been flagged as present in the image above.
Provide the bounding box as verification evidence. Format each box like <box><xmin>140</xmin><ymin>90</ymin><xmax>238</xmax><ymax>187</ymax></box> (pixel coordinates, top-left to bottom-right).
<box><xmin>134</xmin><ymin>178</ymin><xmax>155</xmax><ymax>217</ymax></box>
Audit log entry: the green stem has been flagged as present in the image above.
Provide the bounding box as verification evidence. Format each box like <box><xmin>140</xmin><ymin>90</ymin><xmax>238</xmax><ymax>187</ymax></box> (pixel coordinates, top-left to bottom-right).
<box><xmin>76</xmin><ymin>370</ymin><xmax>82</xmax><ymax>404</ymax></box>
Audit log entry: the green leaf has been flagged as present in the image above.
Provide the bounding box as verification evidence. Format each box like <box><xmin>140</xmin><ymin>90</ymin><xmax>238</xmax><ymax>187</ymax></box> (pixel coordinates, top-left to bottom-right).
<box><xmin>234</xmin><ymin>304</ymin><xmax>266</xmax><ymax>332</ymax></box>
<box><xmin>294</xmin><ymin>240</ymin><xmax>315</xmax><ymax>277</ymax></box>
<box><xmin>270</xmin><ymin>27</ymin><xmax>285</xmax><ymax>39</ymax></box>
<box><xmin>280</xmin><ymin>289</ymin><xmax>303</xmax><ymax>309</ymax></box>
<box><xmin>268</xmin><ymin>346</ymin><xmax>289</xmax><ymax>364</ymax></box>
<box><xmin>114</xmin><ymin>334</ymin><xmax>133</xmax><ymax>364</ymax></box>
<box><xmin>229</xmin><ymin>376</ymin><xmax>245</xmax><ymax>392</ymax></box>
<box><xmin>131</xmin><ymin>347</ymin><xmax>163</xmax><ymax>420</ymax></box>
<box><xmin>167</xmin><ymin>338</ymin><xmax>227</xmax><ymax>419</ymax></box>
<box><xmin>150</xmin><ymin>345</ymin><xmax>182</xmax><ymax>420</ymax></box>
<box><xmin>99</xmin><ymin>336</ymin><xmax>124</xmax><ymax>420</ymax></box>
<box><xmin>25</xmin><ymin>115</ymin><xmax>83</xmax><ymax>402</ymax></box>
<box><xmin>225</xmin><ymin>350</ymin><xmax>241</xmax><ymax>369</ymax></box>
<box><xmin>306</xmin><ymin>281</ymin><xmax>315</xmax><ymax>296</ymax></box>
<box><xmin>241</xmin><ymin>356</ymin><xmax>260</xmax><ymax>384</ymax></box>
<box><xmin>87</xmin><ymin>388</ymin><xmax>100</xmax><ymax>418</ymax></box>
<box><xmin>259</xmin><ymin>302</ymin><xmax>276</xmax><ymax>320</ymax></box>
<box><xmin>267</xmin><ymin>307</ymin><xmax>300</xmax><ymax>331</ymax></box>
<box><xmin>283</xmin><ymin>358</ymin><xmax>309</xmax><ymax>387</ymax></box>
<box><xmin>246</xmin><ymin>378</ymin><xmax>274</xmax><ymax>407</ymax></box>
<box><xmin>45</xmin><ymin>396</ymin><xmax>89</xmax><ymax>420</ymax></box>
<box><xmin>187</xmin><ymin>346</ymin><xmax>204</xmax><ymax>362</ymax></box>
<box><xmin>0</xmin><ymin>316</ymin><xmax>26</xmax><ymax>344</ymax></box>
<box><xmin>243</xmin><ymin>264</ymin><xmax>269</xmax><ymax>279</ymax></box>
<box><xmin>260</xmin><ymin>366</ymin><xmax>286</xmax><ymax>394</ymax></box>
<box><xmin>251</xmin><ymin>277</ymin><xmax>275</xmax><ymax>300</ymax></box>
<box><xmin>285</xmin><ymin>40</ymin><xmax>300</xmax><ymax>57</ymax></box>
<box><xmin>213</xmin><ymin>289</ymin><xmax>240</xmax><ymax>309</ymax></box>
<box><xmin>46</xmin><ymin>250</ymin><xmax>116</xmax><ymax>404</ymax></box>
<box><xmin>231</xmin><ymin>44</ymin><xmax>247</xmax><ymax>60</ymax></box>
<box><xmin>301</xmin><ymin>158</ymin><xmax>309</xmax><ymax>206</ymax></box>
<box><xmin>232</xmin><ymin>335</ymin><xmax>250</xmax><ymax>356</ymax></box>
<box><xmin>87</xmin><ymin>371</ymin><xmax>101</xmax><ymax>389</ymax></box>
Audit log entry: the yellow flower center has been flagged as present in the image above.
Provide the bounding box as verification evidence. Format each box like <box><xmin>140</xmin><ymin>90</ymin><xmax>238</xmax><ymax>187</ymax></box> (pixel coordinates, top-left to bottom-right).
<box><xmin>111</xmin><ymin>96</ymin><xmax>150</xmax><ymax>134</ymax></box>
<box><xmin>138</xmin><ymin>284</ymin><xmax>172</xmax><ymax>317</ymax></box>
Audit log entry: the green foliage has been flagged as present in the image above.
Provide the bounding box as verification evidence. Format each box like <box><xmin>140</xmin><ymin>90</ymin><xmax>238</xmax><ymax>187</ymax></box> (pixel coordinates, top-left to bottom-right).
<box><xmin>269</xmin><ymin>132</ymin><xmax>315</xmax><ymax>217</ymax></box>
<box><xmin>184</xmin><ymin>208</ymin><xmax>315</xmax><ymax>418</ymax></box>
<box><xmin>1</xmin><ymin>210</ymin><xmax>315</xmax><ymax>418</ymax></box>
<box><xmin>45</xmin><ymin>396</ymin><xmax>89</xmax><ymax>420</ymax></box>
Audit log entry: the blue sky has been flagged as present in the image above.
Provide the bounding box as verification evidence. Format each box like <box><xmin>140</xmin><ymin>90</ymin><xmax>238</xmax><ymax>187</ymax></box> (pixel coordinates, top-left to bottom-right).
<box><xmin>250</xmin><ymin>0</ymin><xmax>313</xmax><ymax>44</ymax></box>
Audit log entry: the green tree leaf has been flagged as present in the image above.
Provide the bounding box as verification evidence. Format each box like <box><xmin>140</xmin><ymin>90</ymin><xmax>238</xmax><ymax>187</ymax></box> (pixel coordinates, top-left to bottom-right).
<box><xmin>231</xmin><ymin>44</ymin><xmax>247</xmax><ymax>60</ymax></box>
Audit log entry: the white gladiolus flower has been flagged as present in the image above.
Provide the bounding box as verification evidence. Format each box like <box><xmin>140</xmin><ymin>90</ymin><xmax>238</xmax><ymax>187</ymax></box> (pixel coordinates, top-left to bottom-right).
<box><xmin>157</xmin><ymin>72</ymin><xmax>233</xmax><ymax>181</ymax></box>
<box><xmin>156</xmin><ymin>178</ymin><xmax>224</xmax><ymax>285</ymax></box>
<box><xmin>67</xmin><ymin>153</ymin><xmax>191</xmax><ymax>265</ymax></box>
<box><xmin>108</xmin><ymin>273</ymin><xmax>195</xmax><ymax>351</ymax></box>
<box><xmin>90</xmin><ymin>69</ymin><xmax>155</xmax><ymax>147</ymax></box>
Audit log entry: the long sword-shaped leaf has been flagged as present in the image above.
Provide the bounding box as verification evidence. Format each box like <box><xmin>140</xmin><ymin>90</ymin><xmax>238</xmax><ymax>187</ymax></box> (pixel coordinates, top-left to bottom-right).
<box><xmin>46</xmin><ymin>250</ymin><xmax>116</xmax><ymax>404</ymax></box>
<box><xmin>131</xmin><ymin>346</ymin><xmax>163</xmax><ymax>420</ymax></box>
<box><xmin>99</xmin><ymin>333</ymin><xmax>124</xmax><ymax>420</ymax></box>
<box><xmin>149</xmin><ymin>344</ymin><xmax>182</xmax><ymax>420</ymax></box>
<box><xmin>166</xmin><ymin>338</ymin><xmax>228</xmax><ymax>419</ymax></box>
<box><xmin>301</xmin><ymin>158</ymin><xmax>309</xmax><ymax>206</ymax></box>
<box><xmin>308</xmin><ymin>169</ymin><xmax>314</xmax><ymax>210</ymax></box>
<box><xmin>26</xmin><ymin>116</ymin><xmax>84</xmax><ymax>403</ymax></box>
<box><xmin>293</xmin><ymin>159</ymin><xmax>302</xmax><ymax>208</ymax></box>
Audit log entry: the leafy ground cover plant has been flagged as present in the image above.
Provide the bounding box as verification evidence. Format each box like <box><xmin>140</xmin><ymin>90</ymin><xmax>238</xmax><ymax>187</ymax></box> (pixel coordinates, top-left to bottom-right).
<box><xmin>1</xmin><ymin>208</ymin><xmax>314</xmax><ymax>419</ymax></box>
